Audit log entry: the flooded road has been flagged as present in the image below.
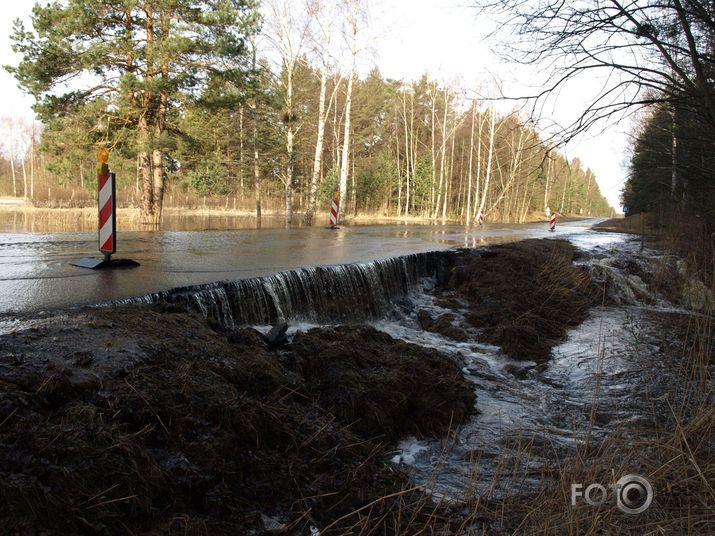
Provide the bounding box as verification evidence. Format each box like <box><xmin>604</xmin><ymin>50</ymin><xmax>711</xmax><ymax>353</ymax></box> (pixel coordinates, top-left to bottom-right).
<box><xmin>0</xmin><ymin>218</ymin><xmax>604</xmax><ymax>315</ymax></box>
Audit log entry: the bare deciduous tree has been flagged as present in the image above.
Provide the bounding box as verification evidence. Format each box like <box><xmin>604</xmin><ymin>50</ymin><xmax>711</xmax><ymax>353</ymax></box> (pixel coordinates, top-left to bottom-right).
<box><xmin>475</xmin><ymin>0</ymin><xmax>715</xmax><ymax>142</ymax></box>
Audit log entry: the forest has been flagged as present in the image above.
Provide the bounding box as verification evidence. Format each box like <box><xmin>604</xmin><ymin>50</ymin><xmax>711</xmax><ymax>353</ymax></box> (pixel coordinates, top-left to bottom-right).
<box><xmin>471</xmin><ymin>0</ymin><xmax>715</xmax><ymax>271</ymax></box>
<box><xmin>2</xmin><ymin>0</ymin><xmax>612</xmax><ymax>227</ymax></box>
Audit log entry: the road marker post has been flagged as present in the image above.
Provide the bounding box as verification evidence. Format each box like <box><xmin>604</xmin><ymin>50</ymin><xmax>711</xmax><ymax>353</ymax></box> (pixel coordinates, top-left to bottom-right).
<box><xmin>477</xmin><ymin>211</ymin><xmax>484</xmax><ymax>226</ymax></box>
<box><xmin>329</xmin><ymin>191</ymin><xmax>340</xmax><ymax>229</ymax></box>
<box><xmin>71</xmin><ymin>149</ymin><xmax>140</xmax><ymax>270</ymax></box>
<box><xmin>549</xmin><ymin>212</ymin><xmax>557</xmax><ymax>232</ymax></box>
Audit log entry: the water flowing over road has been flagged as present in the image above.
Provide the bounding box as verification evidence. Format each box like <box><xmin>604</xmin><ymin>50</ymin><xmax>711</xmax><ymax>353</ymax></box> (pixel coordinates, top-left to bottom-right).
<box><xmin>0</xmin><ymin>218</ymin><xmax>605</xmax><ymax>315</ymax></box>
<box><xmin>1</xmin><ymin>216</ymin><xmax>704</xmax><ymax>508</ymax></box>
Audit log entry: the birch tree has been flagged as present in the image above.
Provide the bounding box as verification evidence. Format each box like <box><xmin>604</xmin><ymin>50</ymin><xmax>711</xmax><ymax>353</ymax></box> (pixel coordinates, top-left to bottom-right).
<box><xmin>303</xmin><ymin>0</ymin><xmax>342</xmax><ymax>225</ymax></box>
<box><xmin>336</xmin><ymin>0</ymin><xmax>362</xmax><ymax>224</ymax></box>
<box><xmin>263</xmin><ymin>0</ymin><xmax>312</xmax><ymax>227</ymax></box>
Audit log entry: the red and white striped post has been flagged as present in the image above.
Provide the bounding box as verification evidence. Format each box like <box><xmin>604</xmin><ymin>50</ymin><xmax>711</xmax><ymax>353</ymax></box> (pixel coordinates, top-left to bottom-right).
<box><xmin>477</xmin><ymin>210</ymin><xmax>484</xmax><ymax>226</ymax></box>
<box><xmin>97</xmin><ymin>149</ymin><xmax>116</xmax><ymax>260</ymax></box>
<box><xmin>549</xmin><ymin>212</ymin><xmax>557</xmax><ymax>232</ymax></box>
<box><xmin>329</xmin><ymin>190</ymin><xmax>340</xmax><ymax>229</ymax></box>
<box><xmin>71</xmin><ymin>148</ymin><xmax>138</xmax><ymax>269</ymax></box>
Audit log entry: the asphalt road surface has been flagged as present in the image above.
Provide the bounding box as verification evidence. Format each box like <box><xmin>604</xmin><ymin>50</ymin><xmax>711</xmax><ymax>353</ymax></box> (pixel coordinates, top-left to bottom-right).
<box><xmin>0</xmin><ymin>218</ymin><xmax>607</xmax><ymax>315</ymax></box>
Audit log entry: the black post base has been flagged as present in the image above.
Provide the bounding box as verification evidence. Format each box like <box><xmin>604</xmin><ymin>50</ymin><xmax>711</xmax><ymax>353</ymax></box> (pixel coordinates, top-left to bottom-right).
<box><xmin>71</xmin><ymin>257</ymin><xmax>140</xmax><ymax>269</ymax></box>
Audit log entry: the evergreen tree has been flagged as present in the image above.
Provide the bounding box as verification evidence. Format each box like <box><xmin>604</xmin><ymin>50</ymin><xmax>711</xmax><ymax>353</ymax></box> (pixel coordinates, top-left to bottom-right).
<box><xmin>8</xmin><ymin>0</ymin><xmax>260</xmax><ymax>225</ymax></box>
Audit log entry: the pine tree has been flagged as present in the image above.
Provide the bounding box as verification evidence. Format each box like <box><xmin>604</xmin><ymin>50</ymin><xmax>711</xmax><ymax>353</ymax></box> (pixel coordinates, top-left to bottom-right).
<box><xmin>8</xmin><ymin>0</ymin><xmax>259</xmax><ymax>225</ymax></box>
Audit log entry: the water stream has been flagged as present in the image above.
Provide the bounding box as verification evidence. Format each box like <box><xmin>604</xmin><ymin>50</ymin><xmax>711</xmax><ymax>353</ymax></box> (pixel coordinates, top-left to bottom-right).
<box><xmin>101</xmin><ymin>227</ymin><xmax>705</xmax><ymax>499</ymax></box>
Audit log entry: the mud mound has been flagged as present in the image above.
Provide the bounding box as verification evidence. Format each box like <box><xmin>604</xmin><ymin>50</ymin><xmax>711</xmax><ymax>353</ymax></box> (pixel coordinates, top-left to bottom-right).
<box><xmin>292</xmin><ymin>325</ymin><xmax>475</xmax><ymax>441</ymax></box>
<box><xmin>416</xmin><ymin>310</ymin><xmax>469</xmax><ymax>341</ymax></box>
<box><xmin>446</xmin><ymin>239</ymin><xmax>596</xmax><ymax>362</ymax></box>
<box><xmin>0</xmin><ymin>305</ymin><xmax>473</xmax><ymax>534</ymax></box>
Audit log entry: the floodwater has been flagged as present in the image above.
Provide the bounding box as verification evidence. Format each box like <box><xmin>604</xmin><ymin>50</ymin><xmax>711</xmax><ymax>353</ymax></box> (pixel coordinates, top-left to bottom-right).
<box><xmin>1</xmin><ymin>211</ymin><xmax>703</xmax><ymax>504</ymax></box>
<box><xmin>362</xmin><ymin>232</ymin><xmax>694</xmax><ymax>499</ymax></box>
<box><xmin>0</xmin><ymin>214</ymin><xmax>605</xmax><ymax>315</ymax></box>
<box><xmin>233</xmin><ymin>228</ymin><xmax>695</xmax><ymax>501</ymax></box>
<box><xmin>378</xmin><ymin>304</ymin><xmax>682</xmax><ymax>498</ymax></box>
<box><xmin>0</xmin><ymin>207</ymin><xmax>291</xmax><ymax>233</ymax></box>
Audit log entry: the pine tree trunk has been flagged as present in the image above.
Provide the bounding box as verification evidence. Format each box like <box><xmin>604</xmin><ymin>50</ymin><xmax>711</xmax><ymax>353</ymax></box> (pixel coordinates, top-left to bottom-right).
<box><xmin>254</xmin><ymin>114</ymin><xmax>262</xmax><ymax>229</ymax></box>
<box><xmin>239</xmin><ymin>105</ymin><xmax>244</xmax><ymax>193</ymax></box>
<box><xmin>137</xmin><ymin>120</ymin><xmax>153</xmax><ymax>225</ymax></box>
<box><xmin>151</xmin><ymin>146</ymin><xmax>164</xmax><ymax>226</ymax></box>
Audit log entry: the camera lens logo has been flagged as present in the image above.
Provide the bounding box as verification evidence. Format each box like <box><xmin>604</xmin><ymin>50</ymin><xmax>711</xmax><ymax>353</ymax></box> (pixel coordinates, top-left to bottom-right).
<box><xmin>616</xmin><ymin>474</ymin><xmax>653</xmax><ymax>514</ymax></box>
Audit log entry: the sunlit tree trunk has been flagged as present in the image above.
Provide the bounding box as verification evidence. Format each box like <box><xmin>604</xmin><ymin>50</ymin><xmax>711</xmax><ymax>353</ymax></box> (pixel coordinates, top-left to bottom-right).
<box><xmin>429</xmin><ymin>82</ymin><xmax>437</xmax><ymax>215</ymax></box>
<box><xmin>21</xmin><ymin>159</ymin><xmax>27</xmax><ymax>200</ymax></box>
<box><xmin>239</xmin><ymin>105</ymin><xmax>244</xmax><ymax>193</ymax></box>
<box><xmin>137</xmin><ymin>119</ymin><xmax>153</xmax><ymax>225</ymax></box>
<box><xmin>337</xmin><ymin>4</ymin><xmax>357</xmax><ymax>224</ymax></box>
<box><xmin>543</xmin><ymin>155</ymin><xmax>552</xmax><ymax>210</ymax></box>
<box><xmin>442</xmin><ymin>129</ymin><xmax>455</xmax><ymax>224</ymax></box>
<box><xmin>466</xmin><ymin>101</ymin><xmax>476</xmax><ymax>224</ymax></box>
<box><xmin>477</xmin><ymin>108</ymin><xmax>496</xmax><ymax>219</ymax></box>
<box><xmin>30</xmin><ymin>122</ymin><xmax>35</xmax><ymax>199</ymax></box>
<box><xmin>410</xmin><ymin>91</ymin><xmax>417</xmax><ymax>214</ymax></box>
<box><xmin>10</xmin><ymin>158</ymin><xmax>16</xmax><ymax>197</ymax></box>
<box><xmin>304</xmin><ymin>68</ymin><xmax>329</xmax><ymax>225</ymax></box>
<box><xmin>402</xmin><ymin>87</ymin><xmax>410</xmax><ymax>218</ymax></box>
<box><xmin>434</xmin><ymin>87</ymin><xmax>449</xmax><ymax>221</ymax></box>
<box><xmin>253</xmin><ymin>116</ymin><xmax>262</xmax><ymax>229</ymax></box>
<box><xmin>395</xmin><ymin>119</ymin><xmax>402</xmax><ymax>215</ymax></box>
<box><xmin>473</xmin><ymin>111</ymin><xmax>483</xmax><ymax>221</ymax></box>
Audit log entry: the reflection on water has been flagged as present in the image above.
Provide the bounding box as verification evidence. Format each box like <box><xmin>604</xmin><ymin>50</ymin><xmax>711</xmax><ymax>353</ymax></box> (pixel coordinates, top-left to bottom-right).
<box><xmin>0</xmin><ymin>208</ymin><xmax>510</xmax><ymax>234</ymax></box>
<box><xmin>0</xmin><ymin>213</ymin><xmax>606</xmax><ymax>315</ymax></box>
<box><xmin>0</xmin><ymin>208</ymin><xmax>299</xmax><ymax>233</ymax></box>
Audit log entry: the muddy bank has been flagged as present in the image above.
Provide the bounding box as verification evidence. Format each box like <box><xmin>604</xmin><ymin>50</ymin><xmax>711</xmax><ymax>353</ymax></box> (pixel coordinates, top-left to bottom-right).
<box><xmin>431</xmin><ymin>239</ymin><xmax>597</xmax><ymax>362</ymax></box>
<box><xmin>0</xmin><ymin>305</ymin><xmax>474</xmax><ymax>534</ymax></box>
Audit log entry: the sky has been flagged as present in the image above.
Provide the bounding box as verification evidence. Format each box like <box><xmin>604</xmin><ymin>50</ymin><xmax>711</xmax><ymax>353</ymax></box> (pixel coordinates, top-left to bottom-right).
<box><xmin>0</xmin><ymin>0</ymin><xmax>629</xmax><ymax>209</ymax></box>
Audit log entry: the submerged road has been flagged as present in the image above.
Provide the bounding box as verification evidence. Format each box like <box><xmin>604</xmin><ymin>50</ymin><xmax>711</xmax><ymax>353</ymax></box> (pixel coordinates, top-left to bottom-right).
<box><xmin>0</xmin><ymin>218</ymin><xmax>607</xmax><ymax>315</ymax></box>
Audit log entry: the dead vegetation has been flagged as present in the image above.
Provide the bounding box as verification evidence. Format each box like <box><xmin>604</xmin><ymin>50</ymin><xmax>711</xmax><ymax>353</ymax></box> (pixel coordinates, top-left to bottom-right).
<box><xmin>0</xmin><ymin>306</ymin><xmax>475</xmax><ymax>534</ymax></box>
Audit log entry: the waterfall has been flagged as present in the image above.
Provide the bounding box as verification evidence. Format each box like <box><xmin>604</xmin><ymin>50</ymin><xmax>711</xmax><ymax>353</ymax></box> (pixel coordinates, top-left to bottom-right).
<box><xmin>113</xmin><ymin>251</ymin><xmax>450</xmax><ymax>327</ymax></box>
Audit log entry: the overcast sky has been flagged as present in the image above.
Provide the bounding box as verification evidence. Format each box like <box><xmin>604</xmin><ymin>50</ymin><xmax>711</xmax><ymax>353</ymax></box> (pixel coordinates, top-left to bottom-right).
<box><xmin>0</xmin><ymin>0</ymin><xmax>629</xmax><ymax>209</ymax></box>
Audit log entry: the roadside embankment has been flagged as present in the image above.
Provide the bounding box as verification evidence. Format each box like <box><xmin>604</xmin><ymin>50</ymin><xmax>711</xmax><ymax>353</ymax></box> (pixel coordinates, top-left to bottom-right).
<box><xmin>0</xmin><ymin>305</ymin><xmax>474</xmax><ymax>534</ymax></box>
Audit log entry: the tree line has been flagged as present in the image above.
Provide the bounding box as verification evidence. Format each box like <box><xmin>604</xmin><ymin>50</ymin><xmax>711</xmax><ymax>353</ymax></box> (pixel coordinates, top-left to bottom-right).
<box><xmin>6</xmin><ymin>0</ymin><xmax>611</xmax><ymax>226</ymax></box>
<box><xmin>475</xmin><ymin>0</ymin><xmax>715</xmax><ymax>270</ymax></box>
